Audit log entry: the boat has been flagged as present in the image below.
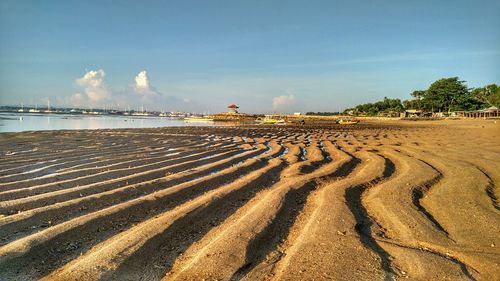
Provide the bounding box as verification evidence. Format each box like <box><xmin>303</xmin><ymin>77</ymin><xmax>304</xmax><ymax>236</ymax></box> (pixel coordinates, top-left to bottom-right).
<box><xmin>184</xmin><ymin>116</ymin><xmax>214</xmax><ymax>122</ymax></box>
<box><xmin>256</xmin><ymin>115</ymin><xmax>286</xmax><ymax>125</ymax></box>
<box><xmin>273</xmin><ymin>119</ymin><xmax>286</xmax><ymax>125</ymax></box>
<box><xmin>44</xmin><ymin>100</ymin><xmax>54</xmax><ymax>113</ymax></box>
<box><xmin>338</xmin><ymin>119</ymin><xmax>359</xmax><ymax>125</ymax></box>
<box><xmin>131</xmin><ymin>112</ymin><xmax>151</xmax><ymax>116</ymax></box>
<box><xmin>82</xmin><ymin>109</ymin><xmax>101</xmax><ymax>115</ymax></box>
<box><xmin>131</xmin><ymin>106</ymin><xmax>151</xmax><ymax>116</ymax></box>
<box><xmin>28</xmin><ymin>104</ymin><xmax>41</xmax><ymax>113</ymax></box>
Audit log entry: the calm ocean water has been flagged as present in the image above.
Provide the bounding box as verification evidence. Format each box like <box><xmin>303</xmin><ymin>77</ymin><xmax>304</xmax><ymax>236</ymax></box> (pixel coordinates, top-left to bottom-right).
<box><xmin>0</xmin><ymin>113</ymin><xmax>214</xmax><ymax>133</ymax></box>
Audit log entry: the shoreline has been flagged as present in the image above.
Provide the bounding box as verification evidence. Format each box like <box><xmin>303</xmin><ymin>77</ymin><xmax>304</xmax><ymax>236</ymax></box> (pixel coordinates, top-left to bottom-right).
<box><xmin>1</xmin><ymin>114</ymin><xmax>498</xmax><ymax>134</ymax></box>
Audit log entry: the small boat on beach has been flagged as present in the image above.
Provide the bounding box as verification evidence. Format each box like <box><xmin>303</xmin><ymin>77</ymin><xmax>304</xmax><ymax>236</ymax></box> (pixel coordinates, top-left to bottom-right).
<box><xmin>184</xmin><ymin>116</ymin><xmax>214</xmax><ymax>122</ymax></box>
<box><xmin>338</xmin><ymin>119</ymin><xmax>359</xmax><ymax>125</ymax></box>
<box><xmin>255</xmin><ymin>115</ymin><xmax>286</xmax><ymax>125</ymax></box>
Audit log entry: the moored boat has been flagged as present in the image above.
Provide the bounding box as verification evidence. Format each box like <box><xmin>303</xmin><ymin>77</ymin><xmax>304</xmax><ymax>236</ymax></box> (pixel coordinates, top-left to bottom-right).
<box><xmin>255</xmin><ymin>115</ymin><xmax>286</xmax><ymax>125</ymax></box>
<box><xmin>338</xmin><ymin>119</ymin><xmax>359</xmax><ymax>125</ymax></box>
<box><xmin>184</xmin><ymin>116</ymin><xmax>214</xmax><ymax>122</ymax></box>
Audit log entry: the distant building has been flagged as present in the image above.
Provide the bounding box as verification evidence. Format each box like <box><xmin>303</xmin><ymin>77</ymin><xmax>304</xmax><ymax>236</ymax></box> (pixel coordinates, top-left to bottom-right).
<box><xmin>227</xmin><ymin>104</ymin><xmax>239</xmax><ymax>114</ymax></box>
<box><xmin>293</xmin><ymin>112</ymin><xmax>301</xmax><ymax>116</ymax></box>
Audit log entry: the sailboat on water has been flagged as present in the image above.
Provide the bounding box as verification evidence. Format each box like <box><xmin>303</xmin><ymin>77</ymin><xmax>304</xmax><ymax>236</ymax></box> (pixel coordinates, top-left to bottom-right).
<box><xmin>132</xmin><ymin>106</ymin><xmax>151</xmax><ymax>116</ymax></box>
<box><xmin>44</xmin><ymin>100</ymin><xmax>53</xmax><ymax>113</ymax></box>
<box><xmin>29</xmin><ymin>104</ymin><xmax>41</xmax><ymax>113</ymax></box>
<box><xmin>184</xmin><ymin>109</ymin><xmax>214</xmax><ymax>122</ymax></box>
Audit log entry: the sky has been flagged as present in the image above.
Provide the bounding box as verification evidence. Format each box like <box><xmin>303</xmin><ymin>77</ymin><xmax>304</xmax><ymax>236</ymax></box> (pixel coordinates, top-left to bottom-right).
<box><xmin>1</xmin><ymin>0</ymin><xmax>499</xmax><ymax>113</ymax></box>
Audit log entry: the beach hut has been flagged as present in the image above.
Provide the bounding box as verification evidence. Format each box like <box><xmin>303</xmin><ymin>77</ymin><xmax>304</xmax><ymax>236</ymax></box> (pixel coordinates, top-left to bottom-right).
<box><xmin>485</xmin><ymin>106</ymin><xmax>499</xmax><ymax>114</ymax></box>
<box><xmin>462</xmin><ymin>106</ymin><xmax>500</xmax><ymax>118</ymax></box>
<box><xmin>401</xmin><ymin>109</ymin><xmax>423</xmax><ymax>118</ymax></box>
<box><xmin>227</xmin><ymin>104</ymin><xmax>239</xmax><ymax>114</ymax></box>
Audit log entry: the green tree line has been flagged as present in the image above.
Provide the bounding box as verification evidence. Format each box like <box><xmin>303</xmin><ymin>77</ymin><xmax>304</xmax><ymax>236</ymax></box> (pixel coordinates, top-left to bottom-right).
<box><xmin>344</xmin><ymin>77</ymin><xmax>499</xmax><ymax>116</ymax></box>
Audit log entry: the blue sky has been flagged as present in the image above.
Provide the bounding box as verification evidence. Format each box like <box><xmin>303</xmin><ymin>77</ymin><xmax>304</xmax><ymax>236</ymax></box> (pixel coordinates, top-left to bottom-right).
<box><xmin>1</xmin><ymin>0</ymin><xmax>499</xmax><ymax>113</ymax></box>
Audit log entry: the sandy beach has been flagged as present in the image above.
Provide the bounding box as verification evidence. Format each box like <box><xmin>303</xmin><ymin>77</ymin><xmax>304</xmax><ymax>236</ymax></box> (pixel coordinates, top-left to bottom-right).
<box><xmin>0</xmin><ymin>119</ymin><xmax>498</xmax><ymax>280</ymax></box>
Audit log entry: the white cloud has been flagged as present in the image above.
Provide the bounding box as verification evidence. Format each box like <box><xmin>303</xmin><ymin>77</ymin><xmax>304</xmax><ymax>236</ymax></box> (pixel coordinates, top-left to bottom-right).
<box><xmin>130</xmin><ymin>70</ymin><xmax>197</xmax><ymax>111</ymax></box>
<box><xmin>133</xmin><ymin>70</ymin><xmax>161</xmax><ymax>103</ymax></box>
<box><xmin>272</xmin><ymin>94</ymin><xmax>296</xmax><ymax>112</ymax></box>
<box><xmin>76</xmin><ymin>69</ymin><xmax>110</xmax><ymax>103</ymax></box>
<box><xmin>134</xmin><ymin>70</ymin><xmax>151</xmax><ymax>93</ymax></box>
<box><xmin>64</xmin><ymin>69</ymin><xmax>197</xmax><ymax>111</ymax></box>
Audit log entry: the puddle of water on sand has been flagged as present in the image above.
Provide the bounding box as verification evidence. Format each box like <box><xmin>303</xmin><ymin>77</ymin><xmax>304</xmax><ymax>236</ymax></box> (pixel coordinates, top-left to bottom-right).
<box><xmin>278</xmin><ymin>146</ymin><xmax>289</xmax><ymax>158</ymax></box>
<box><xmin>299</xmin><ymin>147</ymin><xmax>307</xmax><ymax>161</ymax></box>
<box><xmin>164</xmin><ymin>152</ymin><xmax>181</xmax><ymax>157</ymax></box>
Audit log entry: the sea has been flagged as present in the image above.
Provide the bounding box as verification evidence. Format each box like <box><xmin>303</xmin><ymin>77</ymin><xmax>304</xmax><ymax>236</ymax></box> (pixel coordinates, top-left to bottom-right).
<box><xmin>0</xmin><ymin>112</ymin><xmax>214</xmax><ymax>133</ymax></box>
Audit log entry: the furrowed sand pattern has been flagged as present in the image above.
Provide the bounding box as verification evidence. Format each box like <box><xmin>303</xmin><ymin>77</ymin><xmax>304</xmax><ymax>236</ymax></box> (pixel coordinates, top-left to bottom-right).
<box><xmin>0</xmin><ymin>121</ymin><xmax>499</xmax><ymax>280</ymax></box>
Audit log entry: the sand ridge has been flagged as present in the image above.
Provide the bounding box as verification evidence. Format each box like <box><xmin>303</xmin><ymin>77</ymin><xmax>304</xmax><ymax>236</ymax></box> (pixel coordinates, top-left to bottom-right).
<box><xmin>0</xmin><ymin>121</ymin><xmax>498</xmax><ymax>280</ymax></box>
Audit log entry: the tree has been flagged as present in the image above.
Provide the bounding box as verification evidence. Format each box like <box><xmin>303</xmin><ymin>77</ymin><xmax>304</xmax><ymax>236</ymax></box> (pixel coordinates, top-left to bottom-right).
<box><xmin>410</xmin><ymin>90</ymin><xmax>425</xmax><ymax>109</ymax></box>
<box><xmin>454</xmin><ymin>93</ymin><xmax>485</xmax><ymax>111</ymax></box>
<box><xmin>472</xmin><ymin>84</ymin><xmax>500</xmax><ymax>107</ymax></box>
<box><xmin>489</xmin><ymin>86</ymin><xmax>500</xmax><ymax>107</ymax></box>
<box><xmin>345</xmin><ymin>78</ymin><xmax>498</xmax><ymax>116</ymax></box>
<box><xmin>347</xmin><ymin>97</ymin><xmax>404</xmax><ymax>116</ymax></box>
<box><xmin>403</xmin><ymin>99</ymin><xmax>420</xmax><ymax>109</ymax></box>
<box><xmin>422</xmin><ymin>77</ymin><xmax>477</xmax><ymax>112</ymax></box>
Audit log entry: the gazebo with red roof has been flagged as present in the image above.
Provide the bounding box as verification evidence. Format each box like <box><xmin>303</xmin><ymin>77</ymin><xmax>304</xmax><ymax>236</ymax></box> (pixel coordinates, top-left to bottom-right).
<box><xmin>227</xmin><ymin>104</ymin><xmax>239</xmax><ymax>114</ymax></box>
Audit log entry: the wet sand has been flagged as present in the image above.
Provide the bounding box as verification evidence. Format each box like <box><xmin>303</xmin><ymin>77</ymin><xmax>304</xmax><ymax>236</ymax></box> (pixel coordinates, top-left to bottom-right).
<box><xmin>0</xmin><ymin>119</ymin><xmax>499</xmax><ymax>280</ymax></box>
